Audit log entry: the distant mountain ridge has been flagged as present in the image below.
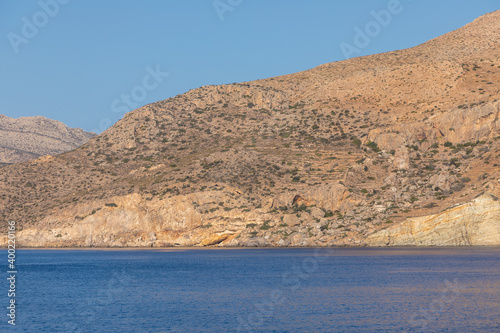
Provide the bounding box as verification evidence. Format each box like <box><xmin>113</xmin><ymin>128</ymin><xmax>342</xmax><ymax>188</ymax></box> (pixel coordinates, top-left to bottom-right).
<box><xmin>0</xmin><ymin>115</ymin><xmax>96</xmax><ymax>165</ymax></box>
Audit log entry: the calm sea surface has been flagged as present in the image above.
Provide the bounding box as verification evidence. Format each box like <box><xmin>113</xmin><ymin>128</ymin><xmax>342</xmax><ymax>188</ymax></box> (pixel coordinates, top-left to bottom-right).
<box><xmin>1</xmin><ymin>248</ymin><xmax>499</xmax><ymax>332</ymax></box>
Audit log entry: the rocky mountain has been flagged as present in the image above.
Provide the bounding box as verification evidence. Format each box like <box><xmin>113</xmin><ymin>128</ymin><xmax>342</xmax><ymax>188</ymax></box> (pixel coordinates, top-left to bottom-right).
<box><xmin>0</xmin><ymin>115</ymin><xmax>96</xmax><ymax>166</ymax></box>
<box><xmin>1</xmin><ymin>11</ymin><xmax>499</xmax><ymax>247</ymax></box>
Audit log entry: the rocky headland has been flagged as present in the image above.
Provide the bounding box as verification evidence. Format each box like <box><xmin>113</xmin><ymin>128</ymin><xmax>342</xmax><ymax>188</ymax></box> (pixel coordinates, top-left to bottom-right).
<box><xmin>1</xmin><ymin>11</ymin><xmax>499</xmax><ymax>247</ymax></box>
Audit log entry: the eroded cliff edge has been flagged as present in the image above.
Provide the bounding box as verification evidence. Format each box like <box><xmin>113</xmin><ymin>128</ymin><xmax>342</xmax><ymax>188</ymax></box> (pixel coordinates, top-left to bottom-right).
<box><xmin>366</xmin><ymin>193</ymin><xmax>500</xmax><ymax>246</ymax></box>
<box><xmin>3</xmin><ymin>192</ymin><xmax>499</xmax><ymax>248</ymax></box>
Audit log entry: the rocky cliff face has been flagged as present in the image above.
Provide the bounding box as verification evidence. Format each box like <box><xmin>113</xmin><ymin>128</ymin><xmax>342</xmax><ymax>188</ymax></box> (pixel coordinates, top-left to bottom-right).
<box><xmin>1</xmin><ymin>11</ymin><xmax>500</xmax><ymax>247</ymax></box>
<box><xmin>0</xmin><ymin>115</ymin><xmax>96</xmax><ymax>165</ymax></box>
<box><xmin>367</xmin><ymin>101</ymin><xmax>500</xmax><ymax>153</ymax></box>
<box><xmin>7</xmin><ymin>191</ymin><xmax>498</xmax><ymax>248</ymax></box>
<box><xmin>366</xmin><ymin>193</ymin><xmax>500</xmax><ymax>246</ymax></box>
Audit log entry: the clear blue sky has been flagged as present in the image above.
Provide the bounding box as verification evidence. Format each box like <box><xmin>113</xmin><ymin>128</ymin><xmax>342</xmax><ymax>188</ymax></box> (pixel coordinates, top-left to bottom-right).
<box><xmin>1</xmin><ymin>0</ymin><xmax>498</xmax><ymax>133</ymax></box>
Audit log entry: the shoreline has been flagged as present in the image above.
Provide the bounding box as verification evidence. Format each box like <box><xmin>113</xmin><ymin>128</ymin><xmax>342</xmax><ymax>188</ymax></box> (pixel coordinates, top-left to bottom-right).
<box><xmin>3</xmin><ymin>245</ymin><xmax>499</xmax><ymax>251</ymax></box>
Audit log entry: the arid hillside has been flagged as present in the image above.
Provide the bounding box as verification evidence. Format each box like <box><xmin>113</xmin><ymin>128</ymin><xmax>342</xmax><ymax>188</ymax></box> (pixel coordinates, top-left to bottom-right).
<box><xmin>0</xmin><ymin>115</ymin><xmax>96</xmax><ymax>166</ymax></box>
<box><xmin>1</xmin><ymin>11</ymin><xmax>499</xmax><ymax>247</ymax></box>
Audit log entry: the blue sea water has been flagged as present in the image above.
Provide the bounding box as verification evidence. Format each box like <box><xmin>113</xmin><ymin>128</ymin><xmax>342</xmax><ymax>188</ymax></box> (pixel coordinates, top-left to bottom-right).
<box><xmin>1</xmin><ymin>248</ymin><xmax>499</xmax><ymax>332</ymax></box>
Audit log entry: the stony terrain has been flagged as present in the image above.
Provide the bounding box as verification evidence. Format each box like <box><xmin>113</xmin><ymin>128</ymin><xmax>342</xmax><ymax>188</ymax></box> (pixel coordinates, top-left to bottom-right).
<box><xmin>1</xmin><ymin>11</ymin><xmax>499</xmax><ymax>247</ymax></box>
<box><xmin>0</xmin><ymin>115</ymin><xmax>95</xmax><ymax>165</ymax></box>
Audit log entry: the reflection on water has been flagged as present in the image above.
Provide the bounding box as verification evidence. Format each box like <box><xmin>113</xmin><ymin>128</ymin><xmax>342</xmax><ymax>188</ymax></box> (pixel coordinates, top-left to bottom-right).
<box><xmin>2</xmin><ymin>248</ymin><xmax>499</xmax><ymax>332</ymax></box>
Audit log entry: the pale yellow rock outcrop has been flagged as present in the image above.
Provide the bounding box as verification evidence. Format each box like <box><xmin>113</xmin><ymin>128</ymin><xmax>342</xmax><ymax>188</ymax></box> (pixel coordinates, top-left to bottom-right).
<box><xmin>366</xmin><ymin>193</ymin><xmax>500</xmax><ymax>246</ymax></box>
